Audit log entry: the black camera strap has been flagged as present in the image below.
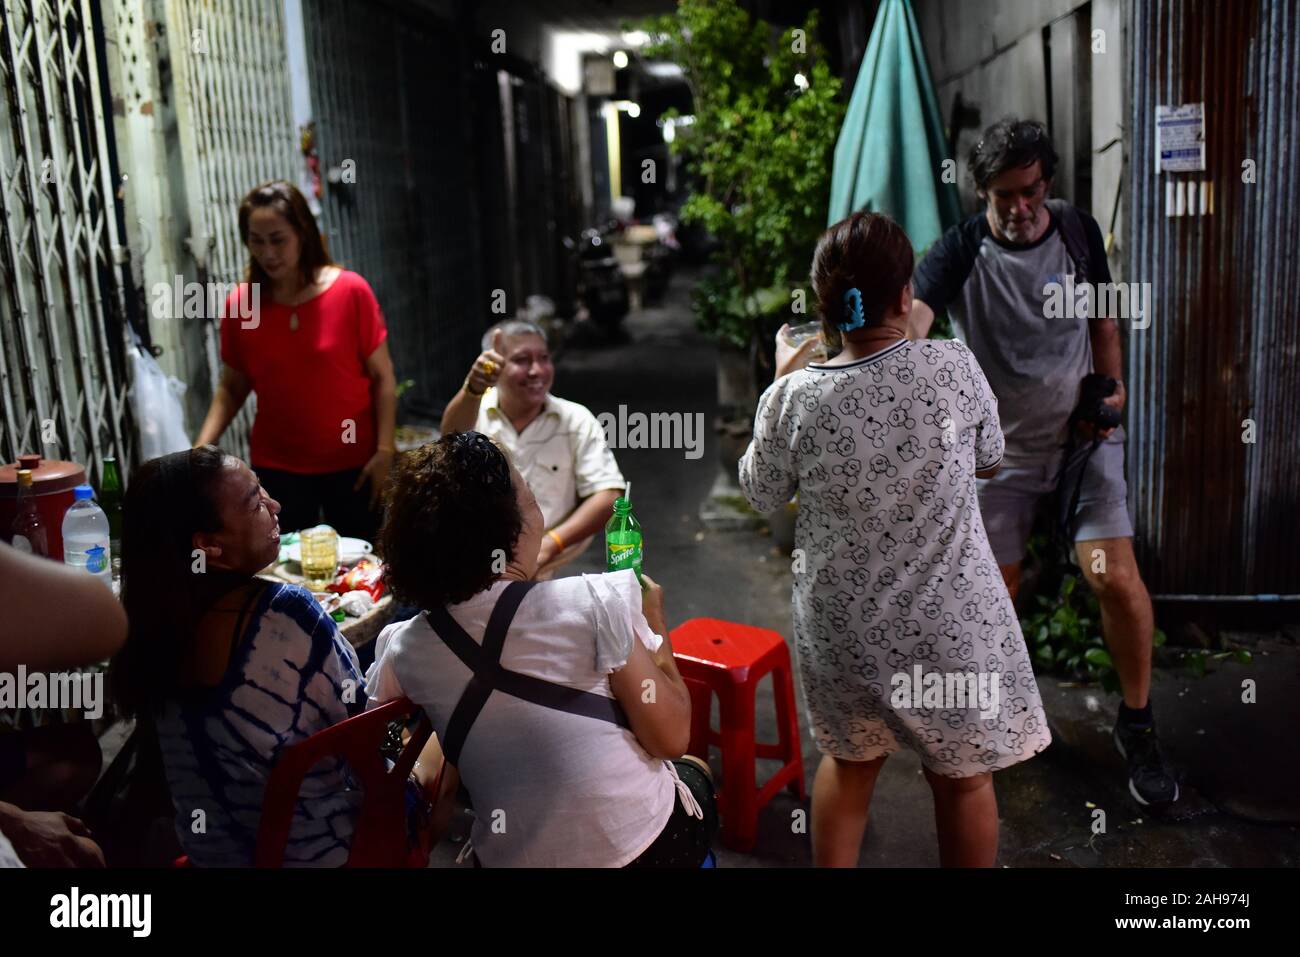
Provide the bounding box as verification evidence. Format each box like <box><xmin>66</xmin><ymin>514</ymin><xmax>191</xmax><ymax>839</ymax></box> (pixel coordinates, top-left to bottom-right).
<box><xmin>1052</xmin><ymin>372</ymin><xmax>1120</xmax><ymax>555</ymax></box>
<box><xmin>1051</xmin><ymin>432</ymin><xmax>1103</xmax><ymax>555</ymax></box>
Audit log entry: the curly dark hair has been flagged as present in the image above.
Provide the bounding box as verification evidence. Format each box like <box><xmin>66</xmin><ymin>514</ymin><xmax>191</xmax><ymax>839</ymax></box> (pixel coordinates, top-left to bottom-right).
<box><xmin>378</xmin><ymin>432</ymin><xmax>524</xmax><ymax>609</ymax></box>
<box><xmin>968</xmin><ymin>117</ymin><xmax>1058</xmax><ymax>191</ymax></box>
<box><xmin>811</xmin><ymin>211</ymin><xmax>914</xmax><ymax>349</ymax></box>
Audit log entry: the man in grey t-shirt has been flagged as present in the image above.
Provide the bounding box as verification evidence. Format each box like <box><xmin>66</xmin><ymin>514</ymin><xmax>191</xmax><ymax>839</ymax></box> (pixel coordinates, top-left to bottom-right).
<box><xmin>909</xmin><ymin>119</ymin><xmax>1177</xmax><ymax>807</ymax></box>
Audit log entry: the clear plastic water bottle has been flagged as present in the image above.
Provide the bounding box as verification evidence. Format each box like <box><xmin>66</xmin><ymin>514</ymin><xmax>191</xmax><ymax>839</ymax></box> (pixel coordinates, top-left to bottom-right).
<box><xmin>63</xmin><ymin>484</ymin><xmax>112</xmax><ymax>588</ymax></box>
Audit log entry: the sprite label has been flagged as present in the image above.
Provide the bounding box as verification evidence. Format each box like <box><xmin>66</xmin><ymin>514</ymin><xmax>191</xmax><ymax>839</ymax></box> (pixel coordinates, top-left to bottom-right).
<box><xmin>605</xmin><ymin>496</ymin><xmax>643</xmax><ymax>580</ymax></box>
<box><xmin>607</xmin><ymin>538</ymin><xmax>642</xmax><ymax>573</ymax></box>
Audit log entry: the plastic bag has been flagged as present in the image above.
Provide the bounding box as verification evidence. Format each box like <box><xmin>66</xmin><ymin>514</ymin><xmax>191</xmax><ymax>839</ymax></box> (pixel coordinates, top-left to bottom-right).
<box><xmin>129</xmin><ymin>342</ymin><xmax>190</xmax><ymax>460</ymax></box>
<box><xmin>327</xmin><ymin>559</ymin><xmax>385</xmax><ymax>601</ymax></box>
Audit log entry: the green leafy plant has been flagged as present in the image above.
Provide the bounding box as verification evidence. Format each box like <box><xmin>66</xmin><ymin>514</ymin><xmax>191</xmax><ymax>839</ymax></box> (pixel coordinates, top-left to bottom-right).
<box><xmin>1020</xmin><ymin>534</ymin><xmax>1255</xmax><ymax>689</ymax></box>
<box><xmin>1178</xmin><ymin>647</ymin><xmax>1252</xmax><ymax>678</ymax></box>
<box><xmin>1021</xmin><ymin>571</ymin><xmax>1123</xmax><ymax>692</ymax></box>
<box><xmin>641</xmin><ymin>0</ymin><xmax>844</xmax><ymax>349</ymax></box>
<box><xmin>1019</xmin><ymin>534</ymin><xmax>1166</xmax><ymax>692</ymax></box>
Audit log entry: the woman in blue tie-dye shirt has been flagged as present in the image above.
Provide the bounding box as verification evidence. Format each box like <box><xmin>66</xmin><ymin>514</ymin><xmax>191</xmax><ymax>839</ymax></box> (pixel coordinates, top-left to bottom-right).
<box><xmin>113</xmin><ymin>446</ymin><xmax>435</xmax><ymax>866</ymax></box>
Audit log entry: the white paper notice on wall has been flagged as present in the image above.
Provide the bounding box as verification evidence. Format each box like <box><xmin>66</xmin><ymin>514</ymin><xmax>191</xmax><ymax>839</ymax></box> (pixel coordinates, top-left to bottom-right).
<box><xmin>1155</xmin><ymin>103</ymin><xmax>1206</xmax><ymax>173</ymax></box>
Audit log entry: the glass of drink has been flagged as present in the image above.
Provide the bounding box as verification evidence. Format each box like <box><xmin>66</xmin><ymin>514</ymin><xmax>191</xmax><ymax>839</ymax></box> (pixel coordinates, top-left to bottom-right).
<box><xmin>300</xmin><ymin>525</ymin><xmax>339</xmax><ymax>591</ymax></box>
<box><xmin>781</xmin><ymin>321</ymin><xmax>828</xmax><ymax>362</ymax></box>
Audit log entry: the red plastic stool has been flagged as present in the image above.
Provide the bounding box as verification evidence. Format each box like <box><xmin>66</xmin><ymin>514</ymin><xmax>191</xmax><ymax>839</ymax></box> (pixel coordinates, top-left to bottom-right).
<box><xmin>672</xmin><ymin>618</ymin><xmax>806</xmax><ymax>852</ymax></box>
<box><xmin>255</xmin><ymin>697</ymin><xmax>432</xmax><ymax>868</ymax></box>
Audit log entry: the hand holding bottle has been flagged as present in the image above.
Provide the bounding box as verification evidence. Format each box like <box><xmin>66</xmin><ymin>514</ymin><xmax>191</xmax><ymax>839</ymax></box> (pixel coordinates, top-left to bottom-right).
<box><xmin>464</xmin><ymin>329</ymin><xmax>506</xmax><ymax>397</ymax></box>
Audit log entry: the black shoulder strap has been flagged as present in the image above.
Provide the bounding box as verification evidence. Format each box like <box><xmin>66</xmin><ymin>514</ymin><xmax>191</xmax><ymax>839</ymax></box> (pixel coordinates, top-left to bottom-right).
<box><xmin>425</xmin><ymin>583</ymin><xmax>533</xmax><ymax>768</ymax></box>
<box><xmin>481</xmin><ymin>579</ymin><xmax>534</xmax><ymax>659</ymax></box>
<box><xmin>424</xmin><ymin>581</ymin><xmax>630</xmax><ymax>767</ymax></box>
<box><xmin>1046</xmin><ymin>198</ymin><xmax>1091</xmax><ymax>281</ymax></box>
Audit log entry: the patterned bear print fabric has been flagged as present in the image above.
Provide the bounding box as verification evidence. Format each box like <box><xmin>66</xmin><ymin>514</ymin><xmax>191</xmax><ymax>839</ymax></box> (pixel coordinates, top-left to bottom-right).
<box><xmin>740</xmin><ymin>338</ymin><xmax>1051</xmax><ymax>775</ymax></box>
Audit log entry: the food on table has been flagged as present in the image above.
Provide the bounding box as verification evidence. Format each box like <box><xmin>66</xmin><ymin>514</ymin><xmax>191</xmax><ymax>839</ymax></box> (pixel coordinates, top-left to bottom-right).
<box><xmin>327</xmin><ymin>559</ymin><xmax>385</xmax><ymax>601</ymax></box>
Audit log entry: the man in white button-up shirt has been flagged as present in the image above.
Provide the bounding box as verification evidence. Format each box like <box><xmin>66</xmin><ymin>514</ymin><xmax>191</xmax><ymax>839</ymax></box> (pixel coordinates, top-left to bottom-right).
<box><xmin>441</xmin><ymin>320</ymin><xmax>625</xmax><ymax>577</ymax></box>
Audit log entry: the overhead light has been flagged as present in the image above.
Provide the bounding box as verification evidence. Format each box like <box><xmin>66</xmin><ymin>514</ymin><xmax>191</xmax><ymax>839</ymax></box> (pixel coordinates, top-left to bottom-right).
<box><xmin>794</xmin><ymin>73</ymin><xmax>809</xmax><ymax>90</ymax></box>
<box><xmin>660</xmin><ymin>114</ymin><xmax>694</xmax><ymax>143</ymax></box>
<box><xmin>621</xmin><ymin>30</ymin><xmax>650</xmax><ymax>47</ymax></box>
<box><xmin>553</xmin><ymin>31</ymin><xmax>611</xmax><ymax>53</ymax></box>
<box><xmin>644</xmin><ymin>62</ymin><xmax>685</xmax><ymax>79</ymax></box>
<box><xmin>545</xmin><ymin>29</ymin><xmax>614</xmax><ymax>93</ymax></box>
<box><xmin>613</xmin><ymin>50</ymin><xmax>629</xmax><ymax>69</ymax></box>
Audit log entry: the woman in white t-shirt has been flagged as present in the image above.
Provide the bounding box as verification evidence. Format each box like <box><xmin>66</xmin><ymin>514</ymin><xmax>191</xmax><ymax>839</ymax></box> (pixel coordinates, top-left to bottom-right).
<box><xmin>366</xmin><ymin>431</ymin><xmax>718</xmax><ymax>867</ymax></box>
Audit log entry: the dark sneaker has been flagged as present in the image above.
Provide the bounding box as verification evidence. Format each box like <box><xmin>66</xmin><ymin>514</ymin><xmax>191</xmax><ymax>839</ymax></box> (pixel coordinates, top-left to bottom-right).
<box><xmin>1113</xmin><ymin>719</ymin><xmax>1179</xmax><ymax>806</ymax></box>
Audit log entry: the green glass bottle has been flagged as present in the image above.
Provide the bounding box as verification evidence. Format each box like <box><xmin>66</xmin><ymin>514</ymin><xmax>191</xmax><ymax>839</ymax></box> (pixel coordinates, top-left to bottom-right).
<box><xmin>99</xmin><ymin>457</ymin><xmax>123</xmax><ymax>562</ymax></box>
<box><xmin>605</xmin><ymin>496</ymin><xmax>643</xmax><ymax>581</ymax></box>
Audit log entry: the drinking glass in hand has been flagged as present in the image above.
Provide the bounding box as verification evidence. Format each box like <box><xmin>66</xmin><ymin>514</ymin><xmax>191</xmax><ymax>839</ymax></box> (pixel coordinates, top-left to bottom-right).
<box><xmin>781</xmin><ymin>322</ymin><xmax>828</xmax><ymax>362</ymax></box>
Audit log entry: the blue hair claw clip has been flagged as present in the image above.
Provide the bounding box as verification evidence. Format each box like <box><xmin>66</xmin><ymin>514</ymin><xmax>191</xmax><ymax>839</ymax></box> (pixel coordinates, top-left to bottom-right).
<box><xmin>840</xmin><ymin>287</ymin><xmax>866</xmax><ymax>332</ymax></box>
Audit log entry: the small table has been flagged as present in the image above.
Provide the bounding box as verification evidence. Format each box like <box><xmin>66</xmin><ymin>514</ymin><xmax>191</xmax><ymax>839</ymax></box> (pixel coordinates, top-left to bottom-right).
<box><xmin>259</xmin><ymin>557</ymin><xmax>395</xmax><ymax>650</ymax></box>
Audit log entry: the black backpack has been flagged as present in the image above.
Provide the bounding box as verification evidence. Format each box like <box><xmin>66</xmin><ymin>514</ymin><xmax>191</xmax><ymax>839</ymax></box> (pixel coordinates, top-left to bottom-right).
<box><xmin>1045</xmin><ymin>198</ymin><xmax>1094</xmax><ymax>283</ymax></box>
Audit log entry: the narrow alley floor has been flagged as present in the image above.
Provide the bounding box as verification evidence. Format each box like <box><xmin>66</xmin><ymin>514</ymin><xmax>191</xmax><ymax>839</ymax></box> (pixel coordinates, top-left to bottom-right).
<box><xmin>434</xmin><ymin>266</ymin><xmax>1300</xmax><ymax>868</ymax></box>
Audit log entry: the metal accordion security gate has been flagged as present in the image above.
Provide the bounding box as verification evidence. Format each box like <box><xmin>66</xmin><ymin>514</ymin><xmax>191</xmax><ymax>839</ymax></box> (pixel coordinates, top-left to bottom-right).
<box><xmin>0</xmin><ymin>0</ymin><xmax>133</xmax><ymax>484</ymax></box>
<box><xmin>301</xmin><ymin>0</ymin><xmax>492</xmax><ymax>419</ymax></box>
<box><xmin>160</xmin><ymin>0</ymin><xmax>301</xmax><ymax>461</ymax></box>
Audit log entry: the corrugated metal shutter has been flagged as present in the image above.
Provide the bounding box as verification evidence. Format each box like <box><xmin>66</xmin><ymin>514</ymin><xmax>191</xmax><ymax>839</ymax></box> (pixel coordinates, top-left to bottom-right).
<box><xmin>302</xmin><ymin>0</ymin><xmax>487</xmax><ymax>419</ymax></box>
<box><xmin>510</xmin><ymin>76</ymin><xmax>574</xmax><ymax>310</ymax></box>
<box><xmin>0</xmin><ymin>0</ymin><xmax>133</xmax><ymax>484</ymax></box>
<box><xmin>1127</xmin><ymin>0</ymin><xmax>1299</xmax><ymax>596</ymax></box>
<box><xmin>474</xmin><ymin>67</ymin><xmax>512</xmax><ymax>322</ymax></box>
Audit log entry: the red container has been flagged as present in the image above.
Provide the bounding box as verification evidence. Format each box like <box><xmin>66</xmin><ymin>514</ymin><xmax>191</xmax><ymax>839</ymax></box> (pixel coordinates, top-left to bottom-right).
<box><xmin>0</xmin><ymin>454</ymin><xmax>86</xmax><ymax>562</ymax></box>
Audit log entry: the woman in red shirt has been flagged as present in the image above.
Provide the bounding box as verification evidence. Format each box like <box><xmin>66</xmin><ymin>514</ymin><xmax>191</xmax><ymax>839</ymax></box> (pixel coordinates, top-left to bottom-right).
<box><xmin>196</xmin><ymin>181</ymin><xmax>397</xmax><ymax>539</ymax></box>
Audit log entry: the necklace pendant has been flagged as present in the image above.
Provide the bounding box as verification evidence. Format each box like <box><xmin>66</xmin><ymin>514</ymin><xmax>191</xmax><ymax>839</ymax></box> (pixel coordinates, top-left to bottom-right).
<box><xmin>289</xmin><ymin>312</ymin><xmax>299</xmax><ymax>332</ymax></box>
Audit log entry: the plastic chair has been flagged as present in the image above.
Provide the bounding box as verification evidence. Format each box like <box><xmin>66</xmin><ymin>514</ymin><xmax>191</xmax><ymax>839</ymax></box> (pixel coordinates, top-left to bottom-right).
<box><xmin>255</xmin><ymin>697</ymin><xmax>433</xmax><ymax>868</ymax></box>
<box><xmin>672</xmin><ymin>619</ymin><xmax>806</xmax><ymax>852</ymax></box>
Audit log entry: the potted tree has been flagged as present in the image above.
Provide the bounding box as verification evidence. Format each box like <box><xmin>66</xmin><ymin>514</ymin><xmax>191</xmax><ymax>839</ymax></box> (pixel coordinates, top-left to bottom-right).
<box><xmin>642</xmin><ymin>1</ymin><xmax>842</xmax><ymax>522</ymax></box>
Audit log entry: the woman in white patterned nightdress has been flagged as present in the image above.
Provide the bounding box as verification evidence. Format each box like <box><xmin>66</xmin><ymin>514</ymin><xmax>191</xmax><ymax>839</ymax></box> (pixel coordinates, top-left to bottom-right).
<box><xmin>739</xmin><ymin>212</ymin><xmax>1051</xmax><ymax>867</ymax></box>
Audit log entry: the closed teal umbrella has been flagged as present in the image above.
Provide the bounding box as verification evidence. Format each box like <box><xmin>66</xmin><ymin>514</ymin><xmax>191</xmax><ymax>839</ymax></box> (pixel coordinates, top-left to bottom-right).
<box><xmin>828</xmin><ymin>0</ymin><xmax>960</xmax><ymax>250</ymax></box>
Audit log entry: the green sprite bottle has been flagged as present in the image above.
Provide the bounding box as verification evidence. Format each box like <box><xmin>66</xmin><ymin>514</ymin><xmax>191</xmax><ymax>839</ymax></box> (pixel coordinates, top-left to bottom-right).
<box><xmin>605</xmin><ymin>495</ymin><xmax>643</xmax><ymax>582</ymax></box>
<box><xmin>99</xmin><ymin>457</ymin><xmax>124</xmax><ymax>566</ymax></box>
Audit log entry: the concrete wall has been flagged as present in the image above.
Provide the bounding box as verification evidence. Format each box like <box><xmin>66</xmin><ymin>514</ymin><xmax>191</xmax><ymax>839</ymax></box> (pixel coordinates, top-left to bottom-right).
<box><xmin>911</xmin><ymin>0</ymin><xmax>1125</xmax><ymax>272</ymax></box>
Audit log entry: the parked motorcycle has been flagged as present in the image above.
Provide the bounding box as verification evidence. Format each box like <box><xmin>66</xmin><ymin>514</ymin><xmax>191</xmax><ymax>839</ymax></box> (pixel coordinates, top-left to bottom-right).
<box><xmin>642</xmin><ymin>213</ymin><xmax>679</xmax><ymax>303</ymax></box>
<box><xmin>564</xmin><ymin>225</ymin><xmax>629</xmax><ymax>328</ymax></box>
